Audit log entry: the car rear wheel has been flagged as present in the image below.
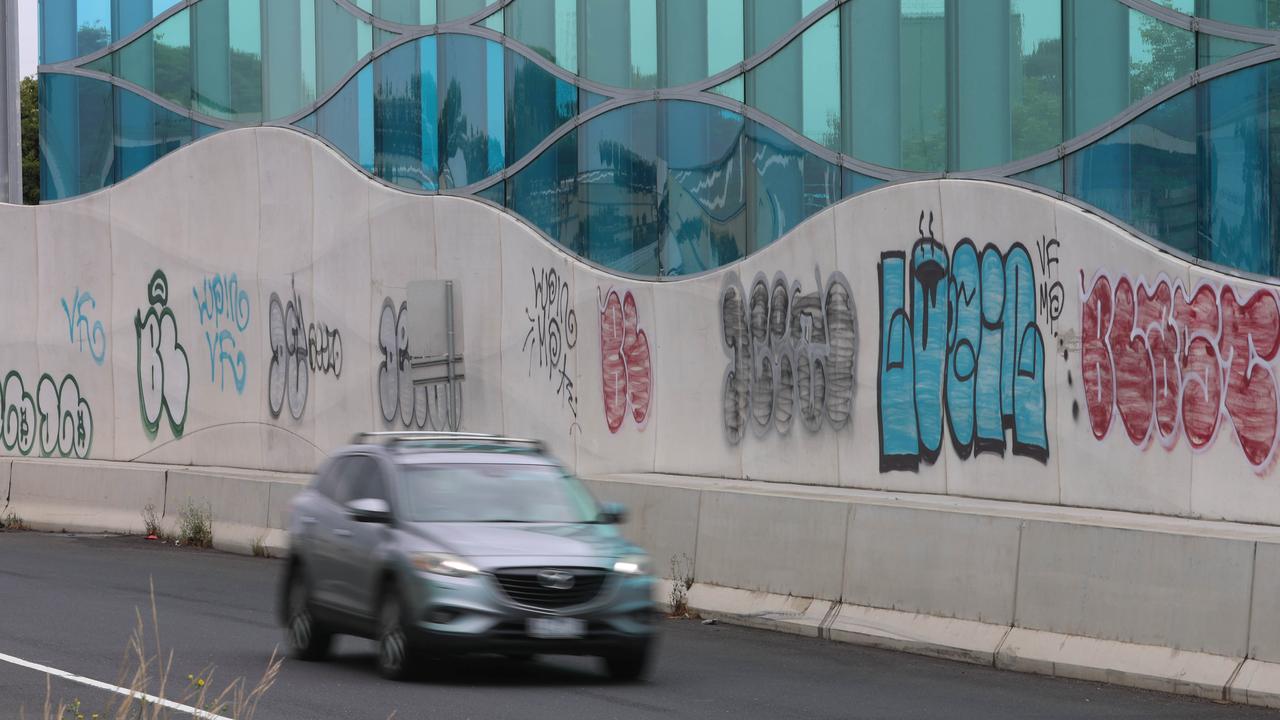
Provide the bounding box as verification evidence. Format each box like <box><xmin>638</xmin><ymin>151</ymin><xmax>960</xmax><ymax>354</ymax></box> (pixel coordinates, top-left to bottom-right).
<box><xmin>377</xmin><ymin>590</ymin><xmax>416</xmax><ymax>681</ymax></box>
<box><xmin>286</xmin><ymin>570</ymin><xmax>332</xmax><ymax>661</ymax></box>
<box><xmin>603</xmin><ymin>642</ymin><xmax>652</xmax><ymax>682</ymax></box>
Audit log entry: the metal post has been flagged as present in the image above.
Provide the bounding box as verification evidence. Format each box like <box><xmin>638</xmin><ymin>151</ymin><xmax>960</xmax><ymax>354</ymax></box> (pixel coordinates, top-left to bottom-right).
<box><xmin>1</xmin><ymin>0</ymin><xmax>20</xmax><ymax>205</ymax></box>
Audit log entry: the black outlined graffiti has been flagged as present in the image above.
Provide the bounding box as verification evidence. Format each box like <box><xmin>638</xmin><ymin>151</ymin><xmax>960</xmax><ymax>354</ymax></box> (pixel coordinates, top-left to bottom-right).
<box><xmin>136</xmin><ymin>270</ymin><xmax>190</xmax><ymax>439</ymax></box>
<box><xmin>377</xmin><ymin>297</ymin><xmax>459</xmax><ymax>431</ymax></box>
<box><xmin>267</xmin><ymin>278</ymin><xmax>343</xmax><ymax>421</ymax></box>
<box><xmin>720</xmin><ymin>268</ymin><xmax>857</xmax><ymax>445</ymax></box>
<box><xmin>1036</xmin><ymin>236</ymin><xmax>1063</xmax><ymax>337</ymax></box>
<box><xmin>878</xmin><ymin>212</ymin><xmax>1048</xmax><ymax>473</ymax></box>
<box><xmin>523</xmin><ymin>267</ymin><xmax>578</xmax><ymax>418</ymax></box>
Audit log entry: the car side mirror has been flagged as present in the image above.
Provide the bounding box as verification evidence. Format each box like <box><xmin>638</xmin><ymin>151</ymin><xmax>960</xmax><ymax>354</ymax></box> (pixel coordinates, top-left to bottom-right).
<box><xmin>347</xmin><ymin>498</ymin><xmax>392</xmax><ymax>524</ymax></box>
<box><xmin>598</xmin><ymin>502</ymin><xmax>627</xmax><ymax>525</ymax></box>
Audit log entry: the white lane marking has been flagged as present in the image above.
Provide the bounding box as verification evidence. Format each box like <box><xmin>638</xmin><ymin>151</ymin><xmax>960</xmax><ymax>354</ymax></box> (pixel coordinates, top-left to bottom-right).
<box><xmin>0</xmin><ymin>651</ymin><xmax>233</xmax><ymax>720</ymax></box>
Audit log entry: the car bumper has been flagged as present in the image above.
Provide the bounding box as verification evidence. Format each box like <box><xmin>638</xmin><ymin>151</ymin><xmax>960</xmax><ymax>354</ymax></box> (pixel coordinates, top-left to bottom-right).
<box><xmin>401</xmin><ymin>568</ymin><xmax>659</xmax><ymax>656</ymax></box>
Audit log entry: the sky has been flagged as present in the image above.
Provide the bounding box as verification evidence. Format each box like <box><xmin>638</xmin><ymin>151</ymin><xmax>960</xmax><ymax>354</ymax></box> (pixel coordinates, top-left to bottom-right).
<box><xmin>17</xmin><ymin>0</ymin><xmax>37</xmax><ymax>78</ymax></box>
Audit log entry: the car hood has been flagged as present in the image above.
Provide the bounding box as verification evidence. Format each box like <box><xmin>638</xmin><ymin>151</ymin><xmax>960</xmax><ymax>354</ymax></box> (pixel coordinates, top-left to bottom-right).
<box><xmin>407</xmin><ymin>521</ymin><xmax>631</xmax><ymax>561</ymax></box>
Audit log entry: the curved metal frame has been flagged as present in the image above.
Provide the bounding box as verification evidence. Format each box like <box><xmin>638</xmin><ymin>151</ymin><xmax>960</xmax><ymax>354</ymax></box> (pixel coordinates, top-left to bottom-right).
<box><xmin>32</xmin><ymin>0</ymin><xmax>1280</xmax><ymax>282</ymax></box>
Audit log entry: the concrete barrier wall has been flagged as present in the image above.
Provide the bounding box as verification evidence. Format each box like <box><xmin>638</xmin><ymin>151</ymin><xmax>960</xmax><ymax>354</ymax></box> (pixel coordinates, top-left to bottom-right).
<box><xmin>3</xmin><ymin>126</ymin><xmax>1276</xmax><ymax>528</ymax></box>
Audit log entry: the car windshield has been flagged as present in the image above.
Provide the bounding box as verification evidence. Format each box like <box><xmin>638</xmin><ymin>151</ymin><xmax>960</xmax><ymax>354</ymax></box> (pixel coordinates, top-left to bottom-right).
<box><xmin>396</xmin><ymin>463</ymin><xmax>600</xmax><ymax>523</ymax></box>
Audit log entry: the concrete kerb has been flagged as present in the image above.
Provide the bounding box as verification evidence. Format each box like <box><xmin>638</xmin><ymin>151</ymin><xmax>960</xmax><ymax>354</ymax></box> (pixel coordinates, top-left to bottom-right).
<box><xmin>6</xmin><ymin>459</ymin><xmax>167</xmax><ymax>535</ymax></box>
<box><xmin>3</xmin><ymin>458</ymin><xmax>307</xmax><ymax>556</ymax></box>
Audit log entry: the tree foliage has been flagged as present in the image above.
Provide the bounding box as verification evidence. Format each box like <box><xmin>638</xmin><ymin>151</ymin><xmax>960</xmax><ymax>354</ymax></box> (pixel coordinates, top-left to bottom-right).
<box><xmin>20</xmin><ymin>75</ymin><xmax>38</xmax><ymax>205</ymax></box>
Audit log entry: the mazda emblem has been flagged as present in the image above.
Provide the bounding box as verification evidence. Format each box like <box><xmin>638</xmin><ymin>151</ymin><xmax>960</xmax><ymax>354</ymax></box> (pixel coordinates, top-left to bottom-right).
<box><xmin>537</xmin><ymin>569</ymin><xmax>575</xmax><ymax>590</ymax></box>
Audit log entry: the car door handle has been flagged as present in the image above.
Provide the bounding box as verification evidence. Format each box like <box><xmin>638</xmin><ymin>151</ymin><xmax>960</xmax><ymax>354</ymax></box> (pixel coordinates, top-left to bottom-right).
<box><xmin>300</xmin><ymin>516</ymin><xmax>317</xmax><ymax>525</ymax></box>
<box><xmin>332</xmin><ymin>528</ymin><xmax>352</xmax><ymax>538</ymax></box>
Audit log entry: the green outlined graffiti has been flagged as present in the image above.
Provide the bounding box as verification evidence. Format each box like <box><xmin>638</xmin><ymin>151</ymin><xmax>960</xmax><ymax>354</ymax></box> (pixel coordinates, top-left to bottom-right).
<box><xmin>1</xmin><ymin>370</ymin><xmax>92</xmax><ymax>458</ymax></box>
<box><xmin>135</xmin><ymin>270</ymin><xmax>190</xmax><ymax>439</ymax></box>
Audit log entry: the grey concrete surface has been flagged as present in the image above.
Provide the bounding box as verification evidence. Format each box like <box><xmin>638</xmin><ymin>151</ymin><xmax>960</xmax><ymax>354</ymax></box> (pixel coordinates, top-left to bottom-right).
<box><xmin>0</xmin><ymin>531</ymin><xmax>1277</xmax><ymax>719</ymax></box>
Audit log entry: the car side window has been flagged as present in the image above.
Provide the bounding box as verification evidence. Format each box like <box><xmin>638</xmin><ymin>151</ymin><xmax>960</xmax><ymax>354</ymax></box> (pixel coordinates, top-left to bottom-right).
<box><xmin>338</xmin><ymin>456</ymin><xmax>388</xmax><ymax>505</ymax></box>
<box><xmin>313</xmin><ymin>457</ymin><xmax>347</xmax><ymax>501</ymax></box>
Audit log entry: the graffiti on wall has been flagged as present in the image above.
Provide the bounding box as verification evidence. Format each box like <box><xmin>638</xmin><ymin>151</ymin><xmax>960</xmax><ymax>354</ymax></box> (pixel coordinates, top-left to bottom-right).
<box><xmin>599</xmin><ymin>288</ymin><xmax>652</xmax><ymax>433</ymax></box>
<box><xmin>1035</xmin><ymin>236</ymin><xmax>1063</xmax><ymax>338</ymax></box>
<box><xmin>2</xmin><ymin>371</ymin><xmax>93</xmax><ymax>458</ymax></box>
<box><xmin>60</xmin><ymin>288</ymin><xmax>107</xmax><ymax>365</ymax></box>
<box><xmin>136</xmin><ymin>270</ymin><xmax>190</xmax><ymax>440</ymax></box>
<box><xmin>523</xmin><ymin>267</ymin><xmax>578</xmax><ymax>419</ymax></box>
<box><xmin>720</xmin><ymin>268</ymin><xmax>856</xmax><ymax>445</ymax></box>
<box><xmin>193</xmin><ymin>273</ymin><xmax>251</xmax><ymax>394</ymax></box>
<box><xmin>1080</xmin><ymin>272</ymin><xmax>1280</xmax><ymax>471</ymax></box>
<box><xmin>377</xmin><ymin>297</ymin><xmax>460</xmax><ymax>431</ymax></box>
<box><xmin>878</xmin><ymin>212</ymin><xmax>1049</xmax><ymax>472</ymax></box>
<box><xmin>267</xmin><ymin>278</ymin><xmax>343</xmax><ymax>420</ymax></box>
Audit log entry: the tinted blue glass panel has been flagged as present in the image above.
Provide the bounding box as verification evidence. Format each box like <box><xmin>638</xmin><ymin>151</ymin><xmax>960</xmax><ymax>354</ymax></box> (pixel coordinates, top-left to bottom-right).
<box><xmin>1201</xmin><ymin>62</ymin><xmax>1272</xmax><ymax>274</ymax></box>
<box><xmin>115</xmin><ymin>86</ymin><xmax>192</xmax><ymax>181</ymax></box>
<box><xmin>506</xmin><ymin>49</ymin><xmax>578</xmax><ymax>164</ymax></box>
<box><xmin>662</xmin><ymin>101</ymin><xmax>747</xmax><ymax>275</ymax></box>
<box><xmin>316</xmin><ymin>64</ymin><xmax>374</xmax><ymax>174</ymax></box>
<box><xmin>39</xmin><ymin>73</ymin><xmax>115</xmax><ymax>200</ymax></box>
<box><xmin>1065</xmin><ymin>90</ymin><xmax>1197</xmax><ymax>255</ymax></box>
<box><xmin>580</xmin><ymin>102</ymin><xmax>660</xmax><ymax>275</ymax></box>
<box><xmin>440</xmin><ymin>34</ymin><xmax>504</xmax><ymax>187</ymax></box>
<box><xmin>748</xmin><ymin>121</ymin><xmax>840</xmax><ymax>250</ymax></box>
<box><xmin>842</xmin><ymin>169</ymin><xmax>883</xmax><ymax>198</ymax></box>
<box><xmin>476</xmin><ymin>179</ymin><xmax>506</xmax><ymax>205</ymax></box>
<box><xmin>295</xmin><ymin>111</ymin><xmax>317</xmax><ymax>133</ymax></box>
<box><xmin>78</xmin><ymin>0</ymin><xmax>112</xmax><ymax>55</ymax></box>
<box><xmin>509</xmin><ymin>129</ymin><xmax>579</xmax><ymax>250</ymax></box>
<box><xmin>373</xmin><ymin>38</ymin><xmax>437</xmax><ymax>190</ymax></box>
<box><xmin>1012</xmin><ymin>160</ymin><xmax>1064</xmax><ymax>194</ymax></box>
<box><xmin>580</xmin><ymin>89</ymin><xmax>609</xmax><ymax>111</ymax></box>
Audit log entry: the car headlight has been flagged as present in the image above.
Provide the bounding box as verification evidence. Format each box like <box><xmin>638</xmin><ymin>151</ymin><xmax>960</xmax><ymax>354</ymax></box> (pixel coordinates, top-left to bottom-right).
<box><xmin>411</xmin><ymin>552</ymin><xmax>480</xmax><ymax>577</ymax></box>
<box><xmin>613</xmin><ymin>554</ymin><xmax>650</xmax><ymax>576</ymax></box>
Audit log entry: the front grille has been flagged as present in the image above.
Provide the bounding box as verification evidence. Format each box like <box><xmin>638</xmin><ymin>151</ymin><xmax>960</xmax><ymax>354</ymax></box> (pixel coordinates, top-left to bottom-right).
<box><xmin>493</xmin><ymin>567</ymin><xmax>607</xmax><ymax>609</ymax></box>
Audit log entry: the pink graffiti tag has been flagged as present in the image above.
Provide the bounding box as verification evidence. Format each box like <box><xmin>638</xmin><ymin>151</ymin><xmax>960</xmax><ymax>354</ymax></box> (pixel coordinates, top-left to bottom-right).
<box><xmin>600</xmin><ymin>289</ymin><xmax>652</xmax><ymax>433</ymax></box>
<box><xmin>1079</xmin><ymin>272</ymin><xmax>1280</xmax><ymax>470</ymax></box>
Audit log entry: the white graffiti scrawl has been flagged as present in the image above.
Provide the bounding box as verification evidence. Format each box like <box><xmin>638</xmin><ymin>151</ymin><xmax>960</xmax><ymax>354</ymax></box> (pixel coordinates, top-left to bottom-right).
<box><xmin>135</xmin><ymin>270</ymin><xmax>190</xmax><ymax>439</ymax></box>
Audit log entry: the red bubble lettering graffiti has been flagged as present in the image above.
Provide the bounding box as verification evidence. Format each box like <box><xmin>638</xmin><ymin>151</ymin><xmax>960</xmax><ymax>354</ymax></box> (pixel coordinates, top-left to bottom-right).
<box><xmin>599</xmin><ymin>288</ymin><xmax>653</xmax><ymax>433</ymax></box>
<box><xmin>1079</xmin><ymin>271</ymin><xmax>1280</xmax><ymax>471</ymax></box>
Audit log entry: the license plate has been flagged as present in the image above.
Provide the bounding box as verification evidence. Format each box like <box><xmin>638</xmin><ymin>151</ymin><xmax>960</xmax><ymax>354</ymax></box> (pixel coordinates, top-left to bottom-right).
<box><xmin>527</xmin><ymin>617</ymin><xmax>586</xmax><ymax>639</ymax></box>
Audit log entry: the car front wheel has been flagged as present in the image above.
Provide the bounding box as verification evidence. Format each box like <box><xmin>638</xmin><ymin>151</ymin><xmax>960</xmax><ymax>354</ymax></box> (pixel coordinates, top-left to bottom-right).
<box><xmin>377</xmin><ymin>589</ymin><xmax>416</xmax><ymax>681</ymax></box>
<box><xmin>286</xmin><ymin>570</ymin><xmax>332</xmax><ymax>661</ymax></box>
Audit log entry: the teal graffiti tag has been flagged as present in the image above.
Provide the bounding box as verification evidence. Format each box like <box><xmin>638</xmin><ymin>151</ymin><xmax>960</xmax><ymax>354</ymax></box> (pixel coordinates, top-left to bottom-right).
<box><xmin>60</xmin><ymin>288</ymin><xmax>107</xmax><ymax>365</ymax></box>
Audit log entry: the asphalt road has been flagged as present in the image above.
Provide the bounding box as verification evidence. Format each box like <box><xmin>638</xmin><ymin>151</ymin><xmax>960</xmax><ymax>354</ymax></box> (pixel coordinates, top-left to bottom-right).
<box><xmin>1</xmin><ymin>530</ymin><xmax>1276</xmax><ymax>720</ymax></box>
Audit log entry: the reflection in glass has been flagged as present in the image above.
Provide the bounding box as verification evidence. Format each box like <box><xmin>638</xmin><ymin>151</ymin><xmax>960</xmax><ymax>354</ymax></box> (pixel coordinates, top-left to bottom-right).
<box><xmin>116</xmin><ymin>85</ymin><xmax>192</xmax><ymax>181</ymax></box>
<box><xmin>506</xmin><ymin>50</ymin><xmax>577</xmax><ymax>164</ymax></box>
<box><xmin>747</xmin><ymin>9</ymin><xmax>840</xmax><ymax>150</ymax></box>
<box><xmin>579</xmin><ymin>102</ymin><xmax>660</xmax><ymax>274</ymax></box>
<box><xmin>374</xmin><ymin>38</ymin><xmax>438</xmax><ymax>190</ymax></box>
<box><xmin>844</xmin><ymin>0</ymin><xmax>946</xmax><ymax>171</ymax></box>
<box><xmin>1012</xmin><ymin>160</ymin><xmax>1063</xmax><ymax>194</ymax></box>
<box><xmin>506</xmin><ymin>0</ymin><xmax>578</xmax><ymax>73</ymax></box>
<box><xmin>1065</xmin><ymin>90</ymin><xmax>1197</xmax><ymax>256</ymax></box>
<box><xmin>749</xmin><ymin>120</ymin><xmax>840</xmax><ymax>251</ymax></box>
<box><xmin>40</xmin><ymin>73</ymin><xmax>115</xmax><ymax>199</ymax></box>
<box><xmin>663</xmin><ymin>101</ymin><xmax>747</xmax><ymax>274</ymax></box>
<box><xmin>440</xmin><ymin>34</ymin><xmax>505</xmax><ymax>187</ymax></box>
<box><xmin>509</xmin><ymin>130</ymin><xmax>578</xmax><ymax>249</ymax></box>
<box><xmin>112</xmin><ymin>9</ymin><xmax>191</xmax><ymax>108</ymax></box>
<box><xmin>317</xmin><ymin>64</ymin><xmax>374</xmax><ymax>172</ymax></box>
<box><xmin>580</xmin><ymin>0</ymin><xmax>658</xmax><ymax>89</ymax></box>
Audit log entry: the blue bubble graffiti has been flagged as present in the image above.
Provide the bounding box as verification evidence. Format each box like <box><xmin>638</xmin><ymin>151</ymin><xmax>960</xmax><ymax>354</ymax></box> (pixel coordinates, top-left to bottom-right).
<box><xmin>877</xmin><ymin>212</ymin><xmax>1048</xmax><ymax>472</ymax></box>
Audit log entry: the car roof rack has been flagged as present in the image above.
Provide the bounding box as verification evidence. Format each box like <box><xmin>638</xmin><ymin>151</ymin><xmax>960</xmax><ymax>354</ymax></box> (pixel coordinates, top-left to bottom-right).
<box><xmin>349</xmin><ymin>431</ymin><xmax>548</xmax><ymax>454</ymax></box>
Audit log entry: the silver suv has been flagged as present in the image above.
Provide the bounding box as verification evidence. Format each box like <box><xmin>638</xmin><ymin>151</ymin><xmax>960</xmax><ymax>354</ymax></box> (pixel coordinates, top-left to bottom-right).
<box><xmin>279</xmin><ymin>432</ymin><xmax>658</xmax><ymax>681</ymax></box>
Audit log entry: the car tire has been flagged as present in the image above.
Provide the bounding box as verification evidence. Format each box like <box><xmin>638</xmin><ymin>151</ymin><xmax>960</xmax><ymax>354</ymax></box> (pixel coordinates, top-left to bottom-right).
<box><xmin>377</xmin><ymin>588</ymin><xmax>416</xmax><ymax>681</ymax></box>
<box><xmin>285</xmin><ymin>569</ymin><xmax>332</xmax><ymax>662</ymax></box>
<box><xmin>603</xmin><ymin>642</ymin><xmax>652</xmax><ymax>682</ymax></box>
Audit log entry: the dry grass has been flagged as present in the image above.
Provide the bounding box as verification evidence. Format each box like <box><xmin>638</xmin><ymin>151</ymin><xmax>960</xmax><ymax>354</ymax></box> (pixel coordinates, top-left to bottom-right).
<box><xmin>24</xmin><ymin>580</ymin><xmax>282</xmax><ymax>720</ymax></box>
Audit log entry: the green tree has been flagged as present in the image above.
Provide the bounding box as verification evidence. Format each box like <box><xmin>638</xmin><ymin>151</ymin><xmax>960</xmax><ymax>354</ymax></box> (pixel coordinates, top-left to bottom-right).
<box><xmin>19</xmin><ymin>76</ymin><xmax>38</xmax><ymax>205</ymax></box>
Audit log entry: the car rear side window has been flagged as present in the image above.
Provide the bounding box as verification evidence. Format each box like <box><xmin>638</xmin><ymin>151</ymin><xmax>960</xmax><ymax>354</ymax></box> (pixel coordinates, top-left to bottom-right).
<box><xmin>338</xmin><ymin>456</ymin><xmax>389</xmax><ymax>505</ymax></box>
<box><xmin>313</xmin><ymin>458</ymin><xmax>345</xmax><ymax>500</ymax></box>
